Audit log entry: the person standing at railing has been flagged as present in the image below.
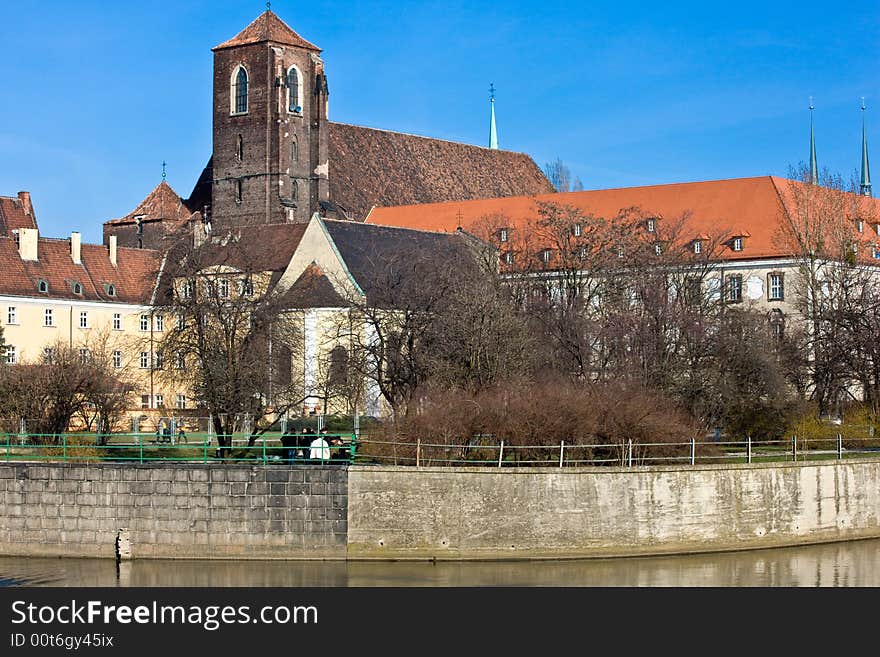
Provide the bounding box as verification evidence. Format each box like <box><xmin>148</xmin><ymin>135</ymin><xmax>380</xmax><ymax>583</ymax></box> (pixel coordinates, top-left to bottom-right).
<box><xmin>310</xmin><ymin>433</ymin><xmax>330</xmax><ymax>462</ymax></box>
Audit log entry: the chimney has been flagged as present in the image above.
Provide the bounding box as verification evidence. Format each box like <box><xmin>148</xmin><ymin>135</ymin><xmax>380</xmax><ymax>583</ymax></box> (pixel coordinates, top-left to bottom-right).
<box><xmin>18</xmin><ymin>227</ymin><xmax>38</xmax><ymax>261</ymax></box>
<box><xmin>17</xmin><ymin>191</ymin><xmax>33</xmax><ymax>218</ymax></box>
<box><xmin>109</xmin><ymin>235</ymin><xmax>118</xmax><ymax>267</ymax></box>
<box><xmin>70</xmin><ymin>231</ymin><xmax>82</xmax><ymax>265</ymax></box>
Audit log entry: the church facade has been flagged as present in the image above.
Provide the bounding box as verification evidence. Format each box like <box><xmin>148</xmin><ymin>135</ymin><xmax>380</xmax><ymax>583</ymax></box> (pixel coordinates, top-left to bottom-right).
<box><xmin>104</xmin><ymin>10</ymin><xmax>552</xmax><ymax>249</ymax></box>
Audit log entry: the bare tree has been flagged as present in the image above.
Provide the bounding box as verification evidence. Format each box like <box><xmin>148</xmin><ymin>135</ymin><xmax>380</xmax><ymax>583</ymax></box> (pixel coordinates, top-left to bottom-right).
<box><xmin>543</xmin><ymin>158</ymin><xmax>573</xmax><ymax>193</ymax></box>
<box><xmin>153</xmin><ymin>235</ymin><xmax>308</xmax><ymax>451</ymax></box>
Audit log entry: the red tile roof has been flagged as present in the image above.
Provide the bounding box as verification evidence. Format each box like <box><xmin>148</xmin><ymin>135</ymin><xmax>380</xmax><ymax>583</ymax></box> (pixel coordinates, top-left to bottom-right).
<box><xmin>213</xmin><ymin>11</ymin><xmax>320</xmax><ymax>52</ymax></box>
<box><xmin>329</xmin><ymin>122</ymin><xmax>553</xmax><ymax>221</ymax></box>
<box><xmin>0</xmin><ymin>193</ymin><xmax>38</xmax><ymax>236</ymax></box>
<box><xmin>0</xmin><ymin>237</ymin><xmax>161</xmax><ymax>304</ymax></box>
<box><xmin>105</xmin><ymin>181</ymin><xmax>195</xmax><ymax>227</ymax></box>
<box><xmin>367</xmin><ymin>176</ymin><xmax>880</xmax><ymax>262</ymax></box>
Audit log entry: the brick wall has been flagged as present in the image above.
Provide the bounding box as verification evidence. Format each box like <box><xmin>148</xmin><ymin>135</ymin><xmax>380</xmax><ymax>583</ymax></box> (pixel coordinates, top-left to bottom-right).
<box><xmin>0</xmin><ymin>463</ymin><xmax>347</xmax><ymax>559</ymax></box>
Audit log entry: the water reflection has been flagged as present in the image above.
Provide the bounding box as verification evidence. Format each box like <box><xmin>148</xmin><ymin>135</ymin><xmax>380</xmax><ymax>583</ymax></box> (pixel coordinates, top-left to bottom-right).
<box><xmin>2</xmin><ymin>539</ymin><xmax>880</xmax><ymax>587</ymax></box>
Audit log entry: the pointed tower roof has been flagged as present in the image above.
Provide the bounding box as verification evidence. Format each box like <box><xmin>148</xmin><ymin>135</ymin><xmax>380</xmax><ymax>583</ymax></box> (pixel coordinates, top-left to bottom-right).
<box><xmin>105</xmin><ymin>181</ymin><xmax>192</xmax><ymax>226</ymax></box>
<box><xmin>809</xmin><ymin>99</ymin><xmax>818</xmax><ymax>184</ymax></box>
<box><xmin>213</xmin><ymin>10</ymin><xmax>321</xmax><ymax>52</ymax></box>
<box><xmin>861</xmin><ymin>99</ymin><xmax>872</xmax><ymax>197</ymax></box>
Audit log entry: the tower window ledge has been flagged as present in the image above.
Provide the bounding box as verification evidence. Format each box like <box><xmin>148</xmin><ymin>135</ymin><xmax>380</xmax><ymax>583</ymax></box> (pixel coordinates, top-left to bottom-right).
<box><xmin>230</xmin><ymin>110</ymin><xmax>249</xmax><ymax>117</ymax></box>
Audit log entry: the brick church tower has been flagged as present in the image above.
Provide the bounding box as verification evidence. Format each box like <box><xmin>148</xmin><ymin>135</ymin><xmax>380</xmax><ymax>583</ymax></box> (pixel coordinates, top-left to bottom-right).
<box><xmin>210</xmin><ymin>10</ymin><xmax>330</xmax><ymax>227</ymax></box>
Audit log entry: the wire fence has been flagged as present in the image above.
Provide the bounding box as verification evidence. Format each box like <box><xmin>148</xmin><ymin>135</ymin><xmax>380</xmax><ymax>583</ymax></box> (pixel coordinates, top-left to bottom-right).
<box><xmin>0</xmin><ymin>432</ymin><xmax>357</xmax><ymax>465</ymax></box>
<box><xmin>352</xmin><ymin>433</ymin><xmax>880</xmax><ymax>467</ymax></box>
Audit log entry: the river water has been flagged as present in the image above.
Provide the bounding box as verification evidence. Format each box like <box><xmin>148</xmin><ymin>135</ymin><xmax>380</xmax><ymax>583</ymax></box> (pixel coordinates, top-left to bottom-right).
<box><xmin>2</xmin><ymin>538</ymin><xmax>880</xmax><ymax>586</ymax></box>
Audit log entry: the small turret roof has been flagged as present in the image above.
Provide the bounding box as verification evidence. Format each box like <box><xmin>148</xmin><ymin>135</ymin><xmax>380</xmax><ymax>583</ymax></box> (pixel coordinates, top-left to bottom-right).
<box><xmin>213</xmin><ymin>11</ymin><xmax>321</xmax><ymax>52</ymax></box>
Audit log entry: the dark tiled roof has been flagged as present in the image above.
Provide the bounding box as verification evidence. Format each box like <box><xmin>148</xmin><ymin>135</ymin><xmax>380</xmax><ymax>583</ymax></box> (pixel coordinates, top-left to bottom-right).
<box><xmin>280</xmin><ymin>263</ymin><xmax>347</xmax><ymax>308</ymax></box>
<box><xmin>214</xmin><ymin>11</ymin><xmax>320</xmax><ymax>52</ymax></box>
<box><xmin>0</xmin><ymin>237</ymin><xmax>161</xmax><ymax>304</ymax></box>
<box><xmin>0</xmin><ymin>194</ymin><xmax>38</xmax><ymax>236</ymax></box>
<box><xmin>322</xmin><ymin>219</ymin><xmax>483</xmax><ymax>304</ymax></box>
<box><xmin>328</xmin><ymin>122</ymin><xmax>554</xmax><ymax>221</ymax></box>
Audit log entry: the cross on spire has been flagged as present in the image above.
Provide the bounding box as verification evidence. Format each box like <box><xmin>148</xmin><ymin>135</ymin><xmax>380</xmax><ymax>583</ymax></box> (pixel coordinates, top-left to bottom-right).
<box><xmin>489</xmin><ymin>83</ymin><xmax>495</xmax><ymax>103</ymax></box>
<box><xmin>808</xmin><ymin>98</ymin><xmax>818</xmax><ymax>184</ymax></box>
<box><xmin>162</xmin><ymin>160</ymin><xmax>167</xmax><ymax>181</ymax></box>
<box><xmin>861</xmin><ymin>98</ymin><xmax>872</xmax><ymax>197</ymax></box>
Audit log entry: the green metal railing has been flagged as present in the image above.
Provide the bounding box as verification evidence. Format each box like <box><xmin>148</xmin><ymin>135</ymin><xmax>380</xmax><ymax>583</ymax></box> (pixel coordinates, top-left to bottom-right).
<box><xmin>0</xmin><ymin>432</ymin><xmax>358</xmax><ymax>465</ymax></box>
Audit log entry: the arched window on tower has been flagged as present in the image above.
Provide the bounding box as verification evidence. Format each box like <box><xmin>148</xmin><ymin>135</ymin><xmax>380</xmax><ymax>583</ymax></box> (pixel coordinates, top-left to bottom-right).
<box><xmin>236</xmin><ymin>135</ymin><xmax>243</xmax><ymax>162</ymax></box>
<box><xmin>287</xmin><ymin>66</ymin><xmax>302</xmax><ymax>113</ymax></box>
<box><xmin>232</xmin><ymin>66</ymin><xmax>248</xmax><ymax>114</ymax></box>
<box><xmin>291</xmin><ymin>137</ymin><xmax>298</xmax><ymax>165</ymax></box>
<box><xmin>290</xmin><ymin>178</ymin><xmax>298</xmax><ymax>204</ymax></box>
<box><xmin>235</xmin><ymin>179</ymin><xmax>243</xmax><ymax>205</ymax></box>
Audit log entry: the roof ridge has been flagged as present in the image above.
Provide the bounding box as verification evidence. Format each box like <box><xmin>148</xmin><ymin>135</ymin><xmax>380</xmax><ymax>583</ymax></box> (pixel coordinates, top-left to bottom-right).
<box><xmin>322</xmin><ymin>217</ymin><xmax>454</xmax><ymax>236</ymax></box>
<box><xmin>329</xmin><ymin>121</ymin><xmax>529</xmax><ymax>155</ymax></box>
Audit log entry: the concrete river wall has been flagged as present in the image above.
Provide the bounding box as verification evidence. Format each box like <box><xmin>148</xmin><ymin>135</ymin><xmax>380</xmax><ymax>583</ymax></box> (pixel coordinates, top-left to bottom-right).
<box><xmin>2</xmin><ymin>460</ymin><xmax>880</xmax><ymax>560</ymax></box>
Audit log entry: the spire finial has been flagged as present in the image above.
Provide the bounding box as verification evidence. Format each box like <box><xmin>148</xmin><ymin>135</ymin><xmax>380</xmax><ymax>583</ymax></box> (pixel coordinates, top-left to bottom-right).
<box><xmin>266</xmin><ymin>2</ymin><xmax>271</xmax><ymax>10</ymax></box>
<box><xmin>161</xmin><ymin>160</ymin><xmax>167</xmax><ymax>181</ymax></box>
<box><xmin>861</xmin><ymin>98</ymin><xmax>872</xmax><ymax>197</ymax></box>
<box><xmin>489</xmin><ymin>83</ymin><xmax>498</xmax><ymax>150</ymax></box>
<box><xmin>809</xmin><ymin>98</ymin><xmax>818</xmax><ymax>185</ymax></box>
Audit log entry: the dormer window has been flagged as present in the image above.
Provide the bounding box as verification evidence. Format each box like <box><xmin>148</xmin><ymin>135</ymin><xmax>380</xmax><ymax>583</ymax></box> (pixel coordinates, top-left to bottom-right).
<box><xmin>732</xmin><ymin>237</ymin><xmax>743</xmax><ymax>252</ymax></box>
<box><xmin>104</xmin><ymin>283</ymin><xmax>116</xmax><ymax>297</ymax></box>
<box><xmin>875</xmin><ymin>223</ymin><xmax>880</xmax><ymax>237</ymax></box>
<box><xmin>573</xmin><ymin>223</ymin><xmax>582</xmax><ymax>237</ymax></box>
<box><xmin>541</xmin><ymin>249</ymin><xmax>552</xmax><ymax>264</ymax></box>
<box><xmin>693</xmin><ymin>240</ymin><xmax>702</xmax><ymax>255</ymax></box>
<box><xmin>857</xmin><ymin>219</ymin><xmax>864</xmax><ymax>233</ymax></box>
<box><xmin>72</xmin><ymin>282</ymin><xmax>83</xmax><ymax>295</ymax></box>
<box><xmin>11</xmin><ymin>230</ymin><xmax>19</xmax><ymax>246</ymax></box>
<box><xmin>502</xmin><ymin>251</ymin><xmax>514</xmax><ymax>265</ymax></box>
<box><xmin>37</xmin><ymin>279</ymin><xmax>48</xmax><ymax>294</ymax></box>
<box><xmin>646</xmin><ymin>218</ymin><xmax>656</xmax><ymax>233</ymax></box>
<box><xmin>499</xmin><ymin>228</ymin><xmax>509</xmax><ymax>243</ymax></box>
<box><xmin>654</xmin><ymin>243</ymin><xmax>662</xmax><ymax>256</ymax></box>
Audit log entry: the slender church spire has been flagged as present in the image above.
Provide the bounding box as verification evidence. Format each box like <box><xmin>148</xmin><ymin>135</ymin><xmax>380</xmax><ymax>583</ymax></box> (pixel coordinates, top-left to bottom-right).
<box><xmin>861</xmin><ymin>98</ymin><xmax>872</xmax><ymax>197</ymax></box>
<box><xmin>489</xmin><ymin>83</ymin><xmax>498</xmax><ymax>150</ymax></box>
<box><xmin>809</xmin><ymin>97</ymin><xmax>818</xmax><ymax>184</ymax></box>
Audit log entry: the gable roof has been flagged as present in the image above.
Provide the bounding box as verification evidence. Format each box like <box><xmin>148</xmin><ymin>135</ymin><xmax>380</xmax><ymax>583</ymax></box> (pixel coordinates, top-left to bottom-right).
<box><xmin>328</xmin><ymin>122</ymin><xmax>553</xmax><ymax>221</ymax></box>
<box><xmin>367</xmin><ymin>176</ymin><xmax>880</xmax><ymax>262</ymax></box>
<box><xmin>279</xmin><ymin>262</ymin><xmax>347</xmax><ymax>308</ymax></box>
<box><xmin>0</xmin><ymin>237</ymin><xmax>161</xmax><ymax>304</ymax></box>
<box><xmin>0</xmin><ymin>193</ymin><xmax>38</xmax><ymax>236</ymax></box>
<box><xmin>213</xmin><ymin>10</ymin><xmax>321</xmax><ymax>52</ymax></box>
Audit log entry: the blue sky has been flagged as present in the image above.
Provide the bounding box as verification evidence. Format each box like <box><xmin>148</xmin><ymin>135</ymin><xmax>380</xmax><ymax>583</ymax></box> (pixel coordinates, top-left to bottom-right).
<box><xmin>1</xmin><ymin>1</ymin><xmax>878</xmax><ymax>242</ymax></box>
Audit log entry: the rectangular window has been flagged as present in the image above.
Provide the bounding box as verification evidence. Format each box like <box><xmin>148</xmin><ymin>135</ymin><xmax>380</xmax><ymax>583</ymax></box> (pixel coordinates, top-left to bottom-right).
<box><xmin>176</xmin><ymin>394</ymin><xmax>186</xmax><ymax>410</ymax></box>
<box><xmin>182</xmin><ymin>280</ymin><xmax>193</xmax><ymax>300</ymax></box>
<box><xmin>693</xmin><ymin>241</ymin><xmax>702</xmax><ymax>255</ymax></box>
<box><xmin>646</xmin><ymin>218</ymin><xmax>655</xmax><ymax>233</ymax></box>
<box><xmin>239</xmin><ymin>278</ymin><xmax>253</xmax><ymax>297</ymax></box>
<box><xmin>769</xmin><ymin>273</ymin><xmax>785</xmax><ymax>301</ymax></box>
<box><xmin>727</xmin><ymin>274</ymin><xmax>743</xmax><ymax>303</ymax></box>
<box><xmin>154</xmin><ymin>351</ymin><xmax>164</xmax><ymax>370</ymax></box>
<box><xmin>154</xmin><ymin>394</ymin><xmax>164</xmax><ymax>408</ymax></box>
<box><xmin>155</xmin><ymin>314</ymin><xmax>164</xmax><ymax>332</ymax></box>
<box><xmin>503</xmin><ymin>252</ymin><xmax>514</xmax><ymax>265</ymax></box>
<box><xmin>44</xmin><ymin>308</ymin><xmax>54</xmax><ymax>327</ymax></box>
<box><xmin>857</xmin><ymin>219</ymin><xmax>864</xmax><ymax>233</ymax></box>
<box><xmin>140</xmin><ymin>351</ymin><xmax>149</xmax><ymax>369</ymax></box>
<box><xmin>541</xmin><ymin>250</ymin><xmax>552</xmax><ymax>264</ymax></box>
<box><xmin>177</xmin><ymin>313</ymin><xmax>185</xmax><ymax>331</ymax></box>
<box><xmin>79</xmin><ymin>311</ymin><xmax>88</xmax><ymax>329</ymax></box>
<box><xmin>218</xmin><ymin>279</ymin><xmax>229</xmax><ymax>298</ymax></box>
<box><xmin>5</xmin><ymin>345</ymin><xmax>15</xmax><ymax>365</ymax></box>
<box><xmin>141</xmin><ymin>395</ymin><xmax>150</xmax><ymax>410</ymax></box>
<box><xmin>7</xmin><ymin>307</ymin><xmax>16</xmax><ymax>324</ymax></box>
<box><xmin>654</xmin><ymin>243</ymin><xmax>662</xmax><ymax>256</ymax></box>
<box><xmin>732</xmin><ymin>237</ymin><xmax>743</xmax><ymax>252</ymax></box>
<box><xmin>140</xmin><ymin>314</ymin><xmax>149</xmax><ymax>331</ymax></box>
<box><xmin>175</xmin><ymin>351</ymin><xmax>186</xmax><ymax>370</ymax></box>
<box><xmin>113</xmin><ymin>350</ymin><xmax>122</xmax><ymax>369</ymax></box>
<box><xmin>573</xmin><ymin>224</ymin><xmax>582</xmax><ymax>237</ymax></box>
<box><xmin>79</xmin><ymin>348</ymin><xmax>90</xmax><ymax>364</ymax></box>
<box><xmin>113</xmin><ymin>313</ymin><xmax>122</xmax><ymax>330</ymax></box>
<box><xmin>499</xmin><ymin>228</ymin><xmax>509</xmax><ymax>243</ymax></box>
